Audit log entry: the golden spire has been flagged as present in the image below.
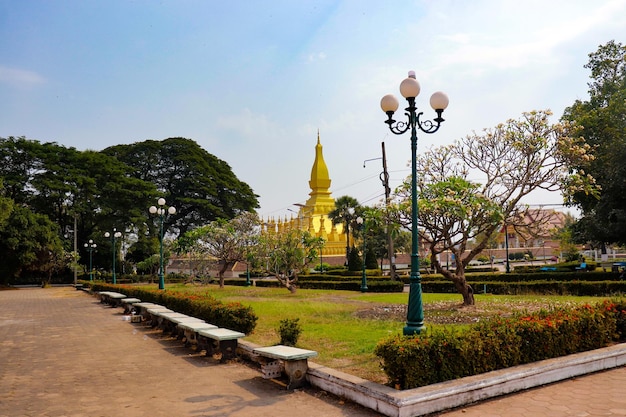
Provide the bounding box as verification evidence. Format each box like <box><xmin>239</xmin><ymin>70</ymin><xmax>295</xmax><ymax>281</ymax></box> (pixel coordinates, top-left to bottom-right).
<box><xmin>309</xmin><ymin>130</ymin><xmax>331</xmax><ymax>192</ymax></box>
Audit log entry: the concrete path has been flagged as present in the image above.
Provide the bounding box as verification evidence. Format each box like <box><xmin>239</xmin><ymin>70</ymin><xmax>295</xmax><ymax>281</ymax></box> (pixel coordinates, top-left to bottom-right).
<box><xmin>1</xmin><ymin>287</ymin><xmax>625</xmax><ymax>417</ymax></box>
<box><xmin>0</xmin><ymin>287</ymin><xmax>381</xmax><ymax>417</ymax></box>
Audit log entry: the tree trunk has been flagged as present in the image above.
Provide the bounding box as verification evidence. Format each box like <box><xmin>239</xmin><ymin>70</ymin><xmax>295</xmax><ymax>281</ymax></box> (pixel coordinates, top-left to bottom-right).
<box><xmin>453</xmin><ymin>279</ymin><xmax>475</xmax><ymax>305</ymax></box>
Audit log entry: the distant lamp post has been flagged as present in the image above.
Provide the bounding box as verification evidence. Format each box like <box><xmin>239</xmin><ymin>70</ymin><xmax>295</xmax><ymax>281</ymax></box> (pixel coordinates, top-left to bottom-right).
<box><xmin>84</xmin><ymin>240</ymin><xmax>97</xmax><ymax>282</ymax></box>
<box><xmin>381</xmin><ymin>70</ymin><xmax>449</xmax><ymax>335</ymax></box>
<box><xmin>104</xmin><ymin>229</ymin><xmax>122</xmax><ymax>284</ymax></box>
<box><xmin>356</xmin><ymin>216</ymin><xmax>368</xmax><ymax>292</ymax></box>
<box><xmin>149</xmin><ymin>198</ymin><xmax>176</xmax><ymax>290</ymax></box>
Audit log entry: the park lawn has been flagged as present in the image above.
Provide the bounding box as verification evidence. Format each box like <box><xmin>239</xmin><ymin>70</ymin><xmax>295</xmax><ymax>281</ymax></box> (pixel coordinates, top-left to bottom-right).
<box><xmin>161</xmin><ymin>284</ymin><xmax>605</xmax><ymax>383</ymax></box>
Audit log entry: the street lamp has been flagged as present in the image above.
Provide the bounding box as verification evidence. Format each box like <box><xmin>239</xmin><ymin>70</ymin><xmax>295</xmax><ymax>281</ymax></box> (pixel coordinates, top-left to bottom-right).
<box><xmin>356</xmin><ymin>216</ymin><xmax>367</xmax><ymax>292</ymax></box>
<box><xmin>104</xmin><ymin>229</ymin><xmax>122</xmax><ymax>284</ymax></box>
<box><xmin>84</xmin><ymin>240</ymin><xmax>97</xmax><ymax>282</ymax></box>
<box><xmin>381</xmin><ymin>70</ymin><xmax>449</xmax><ymax>335</ymax></box>
<box><xmin>149</xmin><ymin>198</ymin><xmax>176</xmax><ymax>290</ymax></box>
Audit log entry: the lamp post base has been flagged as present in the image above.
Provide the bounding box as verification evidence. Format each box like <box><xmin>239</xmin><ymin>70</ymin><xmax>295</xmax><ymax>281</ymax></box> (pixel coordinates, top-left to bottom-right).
<box><xmin>403</xmin><ymin>323</ymin><xmax>426</xmax><ymax>336</ymax></box>
<box><xmin>158</xmin><ymin>274</ymin><xmax>165</xmax><ymax>290</ymax></box>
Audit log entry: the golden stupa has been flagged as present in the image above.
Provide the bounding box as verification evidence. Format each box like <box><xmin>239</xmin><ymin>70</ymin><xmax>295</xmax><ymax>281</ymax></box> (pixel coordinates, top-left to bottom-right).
<box><xmin>263</xmin><ymin>132</ymin><xmax>347</xmax><ymax>257</ymax></box>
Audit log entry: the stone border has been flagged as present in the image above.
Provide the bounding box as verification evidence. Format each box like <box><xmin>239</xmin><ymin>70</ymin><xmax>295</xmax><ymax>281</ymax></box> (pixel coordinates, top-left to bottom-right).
<box><xmin>240</xmin><ymin>341</ymin><xmax>626</xmax><ymax>417</ymax></box>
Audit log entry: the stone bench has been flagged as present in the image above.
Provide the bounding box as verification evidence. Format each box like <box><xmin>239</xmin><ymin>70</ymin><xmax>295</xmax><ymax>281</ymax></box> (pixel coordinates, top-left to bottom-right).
<box><xmin>253</xmin><ymin>345</ymin><xmax>318</xmax><ymax>389</ymax></box>
<box><xmin>177</xmin><ymin>321</ymin><xmax>218</xmax><ymax>347</ymax></box>
<box><xmin>130</xmin><ymin>303</ymin><xmax>165</xmax><ymax>322</ymax></box>
<box><xmin>98</xmin><ymin>292</ymin><xmax>127</xmax><ymax>307</ymax></box>
<box><xmin>120</xmin><ymin>298</ymin><xmax>141</xmax><ymax>315</ymax></box>
<box><xmin>154</xmin><ymin>312</ymin><xmax>202</xmax><ymax>334</ymax></box>
<box><xmin>144</xmin><ymin>307</ymin><xmax>174</xmax><ymax>327</ymax></box>
<box><xmin>197</xmin><ymin>328</ymin><xmax>245</xmax><ymax>362</ymax></box>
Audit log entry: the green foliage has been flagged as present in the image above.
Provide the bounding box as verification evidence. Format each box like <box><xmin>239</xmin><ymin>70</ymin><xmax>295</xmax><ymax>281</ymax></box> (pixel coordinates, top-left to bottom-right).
<box><xmin>277</xmin><ymin>318</ymin><xmax>302</xmax><ymax>346</ymax></box>
<box><xmin>375</xmin><ymin>299</ymin><xmax>626</xmax><ymax>389</ymax></box>
<box><xmin>103</xmin><ymin>137</ymin><xmax>259</xmax><ymax>236</ymax></box>
<box><xmin>347</xmin><ymin>246</ymin><xmax>362</xmax><ymax>271</ymax></box>
<box><xmin>563</xmin><ymin>41</ymin><xmax>626</xmax><ymax>246</ymax></box>
<box><xmin>90</xmin><ymin>283</ymin><xmax>258</xmax><ymax>334</ymax></box>
<box><xmin>0</xmin><ymin>204</ymin><xmax>64</xmax><ymax>285</ymax></box>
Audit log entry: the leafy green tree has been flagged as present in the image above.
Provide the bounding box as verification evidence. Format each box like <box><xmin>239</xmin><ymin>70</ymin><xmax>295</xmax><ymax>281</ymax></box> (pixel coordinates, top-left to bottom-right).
<box><xmin>562</xmin><ymin>40</ymin><xmax>626</xmax><ymax>247</ymax></box>
<box><xmin>0</xmin><ymin>205</ymin><xmax>64</xmax><ymax>285</ymax></box>
<box><xmin>179</xmin><ymin>212</ymin><xmax>259</xmax><ymax>288</ymax></box>
<box><xmin>327</xmin><ymin>195</ymin><xmax>361</xmax><ymax>263</ymax></box>
<box><xmin>392</xmin><ymin>110</ymin><xmax>597</xmax><ymax>305</ymax></box>
<box><xmin>253</xmin><ymin>228</ymin><xmax>323</xmax><ymax>293</ymax></box>
<box><xmin>103</xmin><ymin>137</ymin><xmax>259</xmax><ymax>236</ymax></box>
<box><xmin>347</xmin><ymin>246</ymin><xmax>362</xmax><ymax>271</ymax></box>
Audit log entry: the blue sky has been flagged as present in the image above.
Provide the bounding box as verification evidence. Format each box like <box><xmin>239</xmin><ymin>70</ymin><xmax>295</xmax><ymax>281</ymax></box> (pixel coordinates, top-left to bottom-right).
<box><xmin>1</xmin><ymin>0</ymin><xmax>625</xmax><ymax>220</ymax></box>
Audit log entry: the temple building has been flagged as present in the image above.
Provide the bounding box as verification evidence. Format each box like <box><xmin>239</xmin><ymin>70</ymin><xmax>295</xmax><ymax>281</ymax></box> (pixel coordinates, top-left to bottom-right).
<box><xmin>263</xmin><ymin>132</ymin><xmax>348</xmax><ymax>259</ymax></box>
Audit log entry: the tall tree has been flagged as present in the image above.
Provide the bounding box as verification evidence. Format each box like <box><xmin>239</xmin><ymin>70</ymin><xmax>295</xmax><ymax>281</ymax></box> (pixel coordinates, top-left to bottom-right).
<box><xmin>0</xmin><ymin>204</ymin><xmax>64</xmax><ymax>285</ymax></box>
<box><xmin>562</xmin><ymin>40</ymin><xmax>626</xmax><ymax>247</ymax></box>
<box><xmin>253</xmin><ymin>228</ymin><xmax>323</xmax><ymax>293</ymax></box>
<box><xmin>179</xmin><ymin>212</ymin><xmax>259</xmax><ymax>288</ymax></box>
<box><xmin>327</xmin><ymin>195</ymin><xmax>361</xmax><ymax>263</ymax></box>
<box><xmin>392</xmin><ymin>110</ymin><xmax>597</xmax><ymax>305</ymax></box>
<box><xmin>103</xmin><ymin>137</ymin><xmax>259</xmax><ymax>236</ymax></box>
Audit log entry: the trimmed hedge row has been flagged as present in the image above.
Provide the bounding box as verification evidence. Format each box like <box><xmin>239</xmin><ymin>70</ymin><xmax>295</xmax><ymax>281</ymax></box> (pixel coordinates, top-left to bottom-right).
<box><xmin>86</xmin><ymin>282</ymin><xmax>257</xmax><ymax>334</ymax></box>
<box><xmin>375</xmin><ymin>298</ymin><xmax>626</xmax><ymax>389</ymax></box>
<box><xmin>421</xmin><ymin>280</ymin><xmax>626</xmax><ymax>296</ymax></box>
<box><xmin>253</xmin><ymin>278</ymin><xmax>404</xmax><ymax>292</ymax></box>
<box><xmin>420</xmin><ymin>271</ymin><xmax>623</xmax><ymax>283</ymax></box>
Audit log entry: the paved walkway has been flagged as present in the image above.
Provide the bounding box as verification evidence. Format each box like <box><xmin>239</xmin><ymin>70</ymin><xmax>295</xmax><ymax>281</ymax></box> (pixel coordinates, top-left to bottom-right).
<box><xmin>0</xmin><ymin>287</ymin><xmax>625</xmax><ymax>417</ymax></box>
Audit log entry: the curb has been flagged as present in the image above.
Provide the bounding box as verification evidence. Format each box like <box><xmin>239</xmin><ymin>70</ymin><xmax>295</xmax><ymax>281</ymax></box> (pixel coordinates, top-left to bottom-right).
<box><xmin>247</xmin><ymin>342</ymin><xmax>626</xmax><ymax>417</ymax></box>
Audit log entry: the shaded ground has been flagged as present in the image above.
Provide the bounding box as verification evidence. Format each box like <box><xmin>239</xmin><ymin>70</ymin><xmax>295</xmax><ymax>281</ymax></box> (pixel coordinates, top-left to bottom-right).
<box><xmin>354</xmin><ymin>300</ymin><xmax>570</xmax><ymax>325</ymax></box>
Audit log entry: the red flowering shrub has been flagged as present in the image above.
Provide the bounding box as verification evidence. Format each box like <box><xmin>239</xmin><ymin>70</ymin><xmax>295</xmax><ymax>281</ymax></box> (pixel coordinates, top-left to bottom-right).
<box><xmin>375</xmin><ymin>298</ymin><xmax>626</xmax><ymax>390</ymax></box>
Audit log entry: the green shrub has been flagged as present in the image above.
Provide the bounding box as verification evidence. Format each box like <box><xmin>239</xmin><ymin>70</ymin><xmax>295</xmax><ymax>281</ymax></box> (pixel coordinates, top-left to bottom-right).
<box><xmin>88</xmin><ymin>283</ymin><xmax>257</xmax><ymax>334</ymax></box>
<box><xmin>375</xmin><ymin>299</ymin><xmax>626</xmax><ymax>389</ymax></box>
<box><xmin>278</xmin><ymin>318</ymin><xmax>302</xmax><ymax>346</ymax></box>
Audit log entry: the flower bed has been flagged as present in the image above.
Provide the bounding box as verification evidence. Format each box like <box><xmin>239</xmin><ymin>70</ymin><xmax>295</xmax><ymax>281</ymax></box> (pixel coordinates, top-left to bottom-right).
<box><xmin>375</xmin><ymin>298</ymin><xmax>626</xmax><ymax>389</ymax></box>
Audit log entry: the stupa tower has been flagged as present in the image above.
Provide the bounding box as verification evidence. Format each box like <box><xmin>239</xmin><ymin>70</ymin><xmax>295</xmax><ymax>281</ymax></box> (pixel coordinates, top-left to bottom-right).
<box><xmin>292</xmin><ymin>131</ymin><xmax>346</xmax><ymax>256</ymax></box>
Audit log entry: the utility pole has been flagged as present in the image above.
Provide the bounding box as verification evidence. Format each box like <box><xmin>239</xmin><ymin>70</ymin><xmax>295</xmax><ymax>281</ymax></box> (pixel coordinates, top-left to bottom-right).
<box><xmin>381</xmin><ymin>142</ymin><xmax>397</xmax><ymax>281</ymax></box>
<box><xmin>363</xmin><ymin>142</ymin><xmax>397</xmax><ymax>281</ymax></box>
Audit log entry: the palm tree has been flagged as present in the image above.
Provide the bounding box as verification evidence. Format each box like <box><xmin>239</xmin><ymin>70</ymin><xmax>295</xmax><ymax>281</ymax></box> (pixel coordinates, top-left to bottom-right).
<box><xmin>328</xmin><ymin>195</ymin><xmax>361</xmax><ymax>264</ymax></box>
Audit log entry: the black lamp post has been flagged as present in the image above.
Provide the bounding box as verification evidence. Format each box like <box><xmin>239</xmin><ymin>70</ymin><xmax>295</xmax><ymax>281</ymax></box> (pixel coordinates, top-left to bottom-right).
<box><xmin>149</xmin><ymin>198</ymin><xmax>176</xmax><ymax>290</ymax></box>
<box><xmin>356</xmin><ymin>216</ymin><xmax>368</xmax><ymax>292</ymax></box>
<box><xmin>84</xmin><ymin>240</ymin><xmax>97</xmax><ymax>281</ymax></box>
<box><xmin>104</xmin><ymin>229</ymin><xmax>122</xmax><ymax>284</ymax></box>
<box><xmin>381</xmin><ymin>70</ymin><xmax>449</xmax><ymax>335</ymax></box>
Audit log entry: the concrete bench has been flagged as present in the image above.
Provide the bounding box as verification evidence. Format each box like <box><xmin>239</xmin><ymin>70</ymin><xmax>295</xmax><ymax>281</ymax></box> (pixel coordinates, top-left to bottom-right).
<box><xmin>168</xmin><ymin>316</ymin><xmax>208</xmax><ymax>339</ymax></box>
<box><xmin>154</xmin><ymin>312</ymin><xmax>195</xmax><ymax>334</ymax></box>
<box><xmin>197</xmin><ymin>328</ymin><xmax>245</xmax><ymax>362</ymax></box>
<box><xmin>253</xmin><ymin>345</ymin><xmax>318</xmax><ymax>389</ymax></box>
<box><xmin>177</xmin><ymin>321</ymin><xmax>218</xmax><ymax>347</ymax></box>
<box><xmin>146</xmin><ymin>308</ymin><xmax>177</xmax><ymax>328</ymax></box>
<box><xmin>130</xmin><ymin>303</ymin><xmax>164</xmax><ymax>322</ymax></box>
<box><xmin>98</xmin><ymin>292</ymin><xmax>127</xmax><ymax>307</ymax></box>
<box><xmin>120</xmin><ymin>298</ymin><xmax>141</xmax><ymax>314</ymax></box>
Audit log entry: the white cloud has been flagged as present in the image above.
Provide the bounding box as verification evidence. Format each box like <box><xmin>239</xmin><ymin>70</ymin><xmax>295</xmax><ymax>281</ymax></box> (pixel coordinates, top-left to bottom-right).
<box><xmin>0</xmin><ymin>66</ymin><xmax>45</xmax><ymax>87</ymax></box>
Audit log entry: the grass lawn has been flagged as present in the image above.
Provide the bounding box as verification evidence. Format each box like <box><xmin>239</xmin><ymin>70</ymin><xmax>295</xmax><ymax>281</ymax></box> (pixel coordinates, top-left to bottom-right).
<box><xmin>160</xmin><ymin>284</ymin><xmax>605</xmax><ymax>383</ymax></box>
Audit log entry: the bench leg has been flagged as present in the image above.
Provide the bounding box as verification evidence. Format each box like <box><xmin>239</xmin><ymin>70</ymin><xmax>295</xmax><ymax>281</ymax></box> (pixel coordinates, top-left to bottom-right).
<box><xmin>217</xmin><ymin>340</ymin><xmax>238</xmax><ymax>362</ymax></box>
<box><xmin>284</xmin><ymin>359</ymin><xmax>309</xmax><ymax>389</ymax></box>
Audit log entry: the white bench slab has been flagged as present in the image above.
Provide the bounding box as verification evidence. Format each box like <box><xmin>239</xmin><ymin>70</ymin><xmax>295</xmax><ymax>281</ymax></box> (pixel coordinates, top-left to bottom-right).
<box><xmin>177</xmin><ymin>321</ymin><xmax>218</xmax><ymax>346</ymax></box>
<box><xmin>98</xmin><ymin>292</ymin><xmax>127</xmax><ymax>306</ymax></box>
<box><xmin>197</xmin><ymin>328</ymin><xmax>245</xmax><ymax>362</ymax></box>
<box><xmin>120</xmin><ymin>298</ymin><xmax>141</xmax><ymax>314</ymax></box>
<box><xmin>253</xmin><ymin>345</ymin><xmax>318</xmax><ymax>389</ymax></box>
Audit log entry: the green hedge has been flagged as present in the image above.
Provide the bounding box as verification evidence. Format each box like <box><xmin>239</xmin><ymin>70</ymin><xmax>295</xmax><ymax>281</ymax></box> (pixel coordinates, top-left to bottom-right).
<box><xmin>86</xmin><ymin>282</ymin><xmax>257</xmax><ymax>334</ymax></box>
<box><xmin>253</xmin><ymin>278</ymin><xmax>404</xmax><ymax>292</ymax></box>
<box><xmin>375</xmin><ymin>298</ymin><xmax>626</xmax><ymax>389</ymax></box>
<box><xmin>421</xmin><ymin>280</ymin><xmax>626</xmax><ymax>296</ymax></box>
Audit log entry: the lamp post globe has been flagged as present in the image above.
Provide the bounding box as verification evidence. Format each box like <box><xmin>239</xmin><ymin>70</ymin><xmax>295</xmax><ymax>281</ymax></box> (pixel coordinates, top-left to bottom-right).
<box><xmin>84</xmin><ymin>240</ymin><xmax>97</xmax><ymax>282</ymax></box>
<box><xmin>104</xmin><ymin>229</ymin><xmax>122</xmax><ymax>284</ymax></box>
<box><xmin>381</xmin><ymin>70</ymin><xmax>448</xmax><ymax>335</ymax></box>
<box><xmin>150</xmin><ymin>198</ymin><xmax>176</xmax><ymax>290</ymax></box>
